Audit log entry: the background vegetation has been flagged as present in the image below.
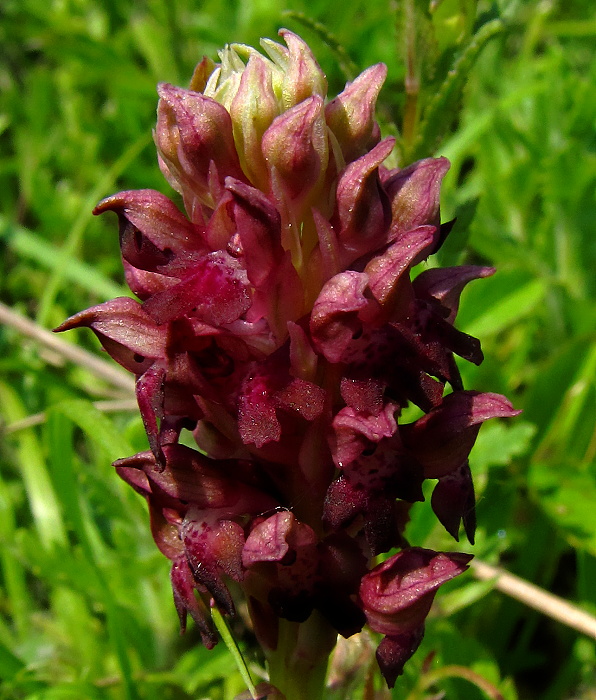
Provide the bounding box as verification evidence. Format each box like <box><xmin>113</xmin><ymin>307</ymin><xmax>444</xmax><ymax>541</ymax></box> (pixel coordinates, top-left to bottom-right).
<box><xmin>0</xmin><ymin>0</ymin><xmax>594</xmax><ymax>698</ymax></box>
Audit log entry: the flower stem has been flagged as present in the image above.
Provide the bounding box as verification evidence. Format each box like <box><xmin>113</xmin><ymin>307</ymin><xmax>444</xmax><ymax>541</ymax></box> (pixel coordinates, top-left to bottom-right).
<box><xmin>266</xmin><ymin>613</ymin><xmax>337</xmax><ymax>700</ymax></box>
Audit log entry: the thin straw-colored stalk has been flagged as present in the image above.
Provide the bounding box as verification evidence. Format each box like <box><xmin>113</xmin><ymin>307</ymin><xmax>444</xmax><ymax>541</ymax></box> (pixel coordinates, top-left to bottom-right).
<box><xmin>3</xmin><ymin>398</ymin><xmax>138</xmax><ymax>434</ymax></box>
<box><xmin>470</xmin><ymin>559</ymin><xmax>596</xmax><ymax>640</ymax></box>
<box><xmin>0</xmin><ymin>301</ymin><xmax>135</xmax><ymax>394</ymax></box>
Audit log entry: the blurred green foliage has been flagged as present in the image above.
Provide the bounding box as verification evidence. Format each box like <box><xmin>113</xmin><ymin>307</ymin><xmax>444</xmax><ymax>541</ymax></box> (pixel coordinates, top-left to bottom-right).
<box><xmin>0</xmin><ymin>0</ymin><xmax>595</xmax><ymax>698</ymax></box>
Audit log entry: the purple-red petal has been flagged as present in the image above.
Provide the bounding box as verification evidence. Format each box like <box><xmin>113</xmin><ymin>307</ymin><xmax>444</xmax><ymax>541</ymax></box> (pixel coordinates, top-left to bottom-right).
<box><xmin>401</xmin><ymin>391</ymin><xmax>521</xmax><ymax>479</ymax></box>
<box><xmin>413</xmin><ymin>265</ymin><xmax>495</xmax><ymax>323</ymax></box>
<box><xmin>310</xmin><ymin>271</ymin><xmax>369</xmax><ymax>363</ymax></box>
<box><xmin>359</xmin><ymin>547</ymin><xmax>472</xmax><ymax>636</ymax></box>
<box><xmin>171</xmin><ymin>555</ymin><xmax>218</xmax><ymax>647</ymax></box>
<box><xmin>54</xmin><ymin>297</ymin><xmax>167</xmax><ymax>373</ymax></box>
<box><xmin>431</xmin><ymin>460</ymin><xmax>476</xmax><ymax>543</ymax></box>
<box><xmin>142</xmin><ymin>251</ymin><xmax>251</xmax><ymax>326</ymax></box>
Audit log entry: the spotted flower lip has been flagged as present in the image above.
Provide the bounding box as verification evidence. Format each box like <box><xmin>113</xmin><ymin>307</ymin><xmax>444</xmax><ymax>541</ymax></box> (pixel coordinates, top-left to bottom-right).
<box><xmin>56</xmin><ymin>29</ymin><xmax>519</xmax><ymax>692</ymax></box>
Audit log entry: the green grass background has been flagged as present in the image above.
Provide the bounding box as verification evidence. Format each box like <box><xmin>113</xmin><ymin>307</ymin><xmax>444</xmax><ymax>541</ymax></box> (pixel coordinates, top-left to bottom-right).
<box><xmin>0</xmin><ymin>0</ymin><xmax>595</xmax><ymax>698</ymax></box>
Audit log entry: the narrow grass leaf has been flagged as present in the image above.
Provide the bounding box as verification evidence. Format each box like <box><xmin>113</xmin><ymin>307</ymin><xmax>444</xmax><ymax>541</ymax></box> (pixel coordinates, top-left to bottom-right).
<box><xmin>44</xmin><ymin>408</ymin><xmax>111</xmax><ymax>566</ymax></box>
<box><xmin>0</xmin><ymin>216</ymin><xmax>128</xmax><ymax>300</ymax></box>
<box><xmin>43</xmin><ymin>405</ymin><xmax>140</xmax><ymax>700</ymax></box>
<box><xmin>211</xmin><ymin>605</ymin><xmax>257</xmax><ymax>700</ymax></box>
<box><xmin>44</xmin><ymin>409</ymin><xmax>84</xmax><ymax>535</ymax></box>
<box><xmin>0</xmin><ymin>473</ymin><xmax>31</xmax><ymax>639</ymax></box>
<box><xmin>0</xmin><ymin>382</ymin><xmax>67</xmax><ymax>549</ymax></box>
<box><xmin>0</xmin><ymin>641</ymin><xmax>25</xmax><ymax>681</ymax></box>
<box><xmin>524</xmin><ymin>337</ymin><xmax>594</xmax><ymax>448</ymax></box>
<box><xmin>51</xmin><ymin>399</ymin><xmax>134</xmax><ymax>462</ymax></box>
<box><xmin>534</xmin><ymin>343</ymin><xmax>596</xmax><ymax>464</ymax></box>
<box><xmin>36</xmin><ymin>131</ymin><xmax>153</xmax><ymax>327</ymax></box>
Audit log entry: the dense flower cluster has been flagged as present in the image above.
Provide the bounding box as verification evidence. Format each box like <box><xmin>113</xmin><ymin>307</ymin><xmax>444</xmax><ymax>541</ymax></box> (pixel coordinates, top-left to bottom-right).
<box><xmin>57</xmin><ymin>31</ymin><xmax>519</xmax><ymax>689</ymax></box>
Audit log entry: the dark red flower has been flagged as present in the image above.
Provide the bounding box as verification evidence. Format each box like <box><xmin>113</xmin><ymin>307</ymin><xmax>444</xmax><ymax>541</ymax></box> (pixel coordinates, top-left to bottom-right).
<box><xmin>56</xmin><ymin>29</ymin><xmax>519</xmax><ymax>688</ymax></box>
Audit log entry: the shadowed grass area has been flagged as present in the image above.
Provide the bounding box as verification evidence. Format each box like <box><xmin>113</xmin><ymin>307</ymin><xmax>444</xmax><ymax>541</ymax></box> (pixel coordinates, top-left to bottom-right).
<box><xmin>1</xmin><ymin>1</ymin><xmax>595</xmax><ymax>698</ymax></box>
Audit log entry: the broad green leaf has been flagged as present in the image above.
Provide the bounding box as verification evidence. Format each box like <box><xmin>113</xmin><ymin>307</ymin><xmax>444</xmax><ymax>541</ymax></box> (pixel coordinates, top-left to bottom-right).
<box><xmin>437</xmin><ymin>577</ymin><xmax>497</xmax><ymax>616</ymax></box>
<box><xmin>529</xmin><ymin>462</ymin><xmax>596</xmax><ymax>557</ymax></box>
<box><xmin>577</xmin><ymin>550</ymin><xmax>596</xmax><ymax>608</ymax></box>
<box><xmin>524</xmin><ymin>337</ymin><xmax>596</xmax><ymax>455</ymax></box>
<box><xmin>458</xmin><ymin>271</ymin><xmax>546</xmax><ymax>338</ymax></box>
<box><xmin>470</xmin><ymin>421</ymin><xmax>536</xmax><ymax>472</ymax></box>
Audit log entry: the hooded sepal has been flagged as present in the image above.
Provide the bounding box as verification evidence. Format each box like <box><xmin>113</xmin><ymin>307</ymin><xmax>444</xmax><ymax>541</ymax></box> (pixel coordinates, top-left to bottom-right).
<box><xmin>334</xmin><ymin>138</ymin><xmax>394</xmax><ymax>267</ymax></box>
<box><xmin>93</xmin><ymin>189</ymin><xmax>205</xmax><ymax>272</ymax></box>
<box><xmin>384</xmin><ymin>157</ymin><xmax>450</xmax><ymax>258</ymax></box>
<box><xmin>262</xmin><ymin>95</ymin><xmax>328</xmax><ymax>216</ymax></box>
<box><xmin>359</xmin><ymin>547</ymin><xmax>472</xmax><ymax>636</ymax></box>
<box><xmin>229</xmin><ymin>53</ymin><xmax>281</xmax><ymax>190</ymax></box>
<box><xmin>325</xmin><ymin>64</ymin><xmax>387</xmax><ymax>164</ymax></box>
<box><xmin>155</xmin><ymin>83</ymin><xmax>245</xmax><ymax>211</ymax></box>
<box><xmin>413</xmin><ymin>265</ymin><xmax>495</xmax><ymax>324</ymax></box>
<box><xmin>275</xmin><ymin>29</ymin><xmax>327</xmax><ymax>109</ymax></box>
<box><xmin>136</xmin><ymin>363</ymin><xmax>166</xmax><ymax>467</ymax></box>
